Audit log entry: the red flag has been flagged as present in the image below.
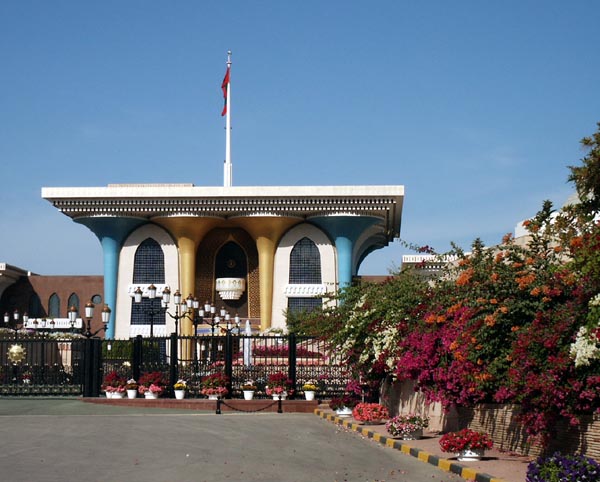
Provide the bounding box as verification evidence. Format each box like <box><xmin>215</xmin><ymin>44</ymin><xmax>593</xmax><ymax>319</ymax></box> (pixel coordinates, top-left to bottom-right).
<box><xmin>221</xmin><ymin>67</ymin><xmax>230</xmax><ymax>116</ymax></box>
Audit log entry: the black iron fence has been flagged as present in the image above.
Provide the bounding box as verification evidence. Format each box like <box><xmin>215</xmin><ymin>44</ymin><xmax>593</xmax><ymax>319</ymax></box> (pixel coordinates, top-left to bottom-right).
<box><xmin>1</xmin><ymin>333</ymin><xmax>351</xmax><ymax>399</ymax></box>
<box><xmin>0</xmin><ymin>336</ymin><xmax>84</xmax><ymax>396</ymax></box>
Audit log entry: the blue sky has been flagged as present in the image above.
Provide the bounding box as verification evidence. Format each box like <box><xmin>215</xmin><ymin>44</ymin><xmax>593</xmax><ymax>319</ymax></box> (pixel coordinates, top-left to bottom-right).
<box><xmin>1</xmin><ymin>1</ymin><xmax>599</xmax><ymax>275</ymax></box>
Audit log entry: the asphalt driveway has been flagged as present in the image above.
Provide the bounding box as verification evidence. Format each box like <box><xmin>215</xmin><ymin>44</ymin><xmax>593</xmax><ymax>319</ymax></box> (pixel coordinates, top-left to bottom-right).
<box><xmin>0</xmin><ymin>399</ymin><xmax>460</xmax><ymax>482</ymax></box>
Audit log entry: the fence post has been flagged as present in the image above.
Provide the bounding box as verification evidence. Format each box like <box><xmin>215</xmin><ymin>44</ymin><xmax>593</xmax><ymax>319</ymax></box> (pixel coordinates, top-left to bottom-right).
<box><xmin>169</xmin><ymin>332</ymin><xmax>178</xmax><ymax>398</ymax></box>
<box><xmin>288</xmin><ymin>332</ymin><xmax>297</xmax><ymax>399</ymax></box>
<box><xmin>225</xmin><ymin>331</ymin><xmax>233</xmax><ymax>399</ymax></box>
<box><xmin>132</xmin><ymin>335</ymin><xmax>142</xmax><ymax>382</ymax></box>
<box><xmin>82</xmin><ymin>338</ymin><xmax>102</xmax><ymax>397</ymax></box>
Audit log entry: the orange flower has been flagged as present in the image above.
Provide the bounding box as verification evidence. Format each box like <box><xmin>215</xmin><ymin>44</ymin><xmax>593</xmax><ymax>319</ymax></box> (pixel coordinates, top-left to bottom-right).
<box><xmin>553</xmin><ymin>246</ymin><xmax>563</xmax><ymax>253</ymax></box>
<box><xmin>449</xmin><ymin>341</ymin><xmax>458</xmax><ymax>351</ymax></box>
<box><xmin>436</xmin><ymin>315</ymin><xmax>446</xmax><ymax>324</ymax></box>
<box><xmin>530</xmin><ymin>287</ymin><xmax>541</xmax><ymax>296</ymax></box>
<box><xmin>456</xmin><ymin>268</ymin><xmax>474</xmax><ymax>286</ymax></box>
<box><xmin>502</xmin><ymin>233</ymin><xmax>513</xmax><ymax>244</ymax></box>
<box><xmin>499</xmin><ymin>306</ymin><xmax>509</xmax><ymax>314</ymax></box>
<box><xmin>525</xmin><ymin>257</ymin><xmax>535</xmax><ymax>265</ymax></box>
<box><xmin>516</xmin><ymin>273</ymin><xmax>536</xmax><ymax>289</ymax></box>
<box><xmin>513</xmin><ymin>262</ymin><xmax>524</xmax><ymax>269</ymax></box>
<box><xmin>490</xmin><ymin>298</ymin><xmax>498</xmax><ymax>305</ymax></box>
<box><xmin>458</xmin><ymin>258</ymin><xmax>470</xmax><ymax>267</ymax></box>
<box><xmin>477</xmin><ymin>358</ymin><xmax>483</xmax><ymax>366</ymax></box>
<box><xmin>522</xmin><ymin>219</ymin><xmax>531</xmax><ymax>227</ymax></box>
<box><xmin>484</xmin><ymin>315</ymin><xmax>496</xmax><ymax>327</ymax></box>
<box><xmin>570</xmin><ymin>236</ymin><xmax>583</xmax><ymax>249</ymax></box>
<box><xmin>542</xmin><ymin>296</ymin><xmax>551</xmax><ymax>303</ymax></box>
<box><xmin>425</xmin><ymin>313</ymin><xmax>437</xmax><ymax>324</ymax></box>
<box><xmin>470</xmin><ymin>337</ymin><xmax>477</xmax><ymax>344</ymax></box>
<box><xmin>475</xmin><ymin>344</ymin><xmax>483</xmax><ymax>350</ymax></box>
<box><xmin>447</xmin><ymin>302</ymin><xmax>463</xmax><ymax>315</ymax></box>
<box><xmin>511</xmin><ymin>326</ymin><xmax>520</xmax><ymax>332</ymax></box>
<box><xmin>495</xmin><ymin>252</ymin><xmax>505</xmax><ymax>263</ymax></box>
<box><xmin>476</xmin><ymin>297</ymin><xmax>487</xmax><ymax>304</ymax></box>
<box><xmin>490</xmin><ymin>273</ymin><xmax>499</xmax><ymax>282</ymax></box>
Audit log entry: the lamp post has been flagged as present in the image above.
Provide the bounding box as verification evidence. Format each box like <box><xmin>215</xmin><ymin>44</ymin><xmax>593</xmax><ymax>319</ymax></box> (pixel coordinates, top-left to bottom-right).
<box><xmin>133</xmin><ymin>286</ymin><xmax>192</xmax><ymax>337</ymax></box>
<box><xmin>68</xmin><ymin>302</ymin><xmax>110</xmax><ymax>338</ymax></box>
<box><xmin>133</xmin><ymin>285</ymin><xmax>164</xmax><ymax>337</ymax></box>
<box><xmin>32</xmin><ymin>318</ymin><xmax>56</xmax><ymax>336</ymax></box>
<box><xmin>192</xmin><ymin>301</ymin><xmax>241</xmax><ymax>337</ymax></box>
<box><xmin>3</xmin><ymin>309</ymin><xmax>28</xmax><ymax>340</ymax></box>
<box><xmin>190</xmin><ymin>301</ymin><xmax>240</xmax><ymax>368</ymax></box>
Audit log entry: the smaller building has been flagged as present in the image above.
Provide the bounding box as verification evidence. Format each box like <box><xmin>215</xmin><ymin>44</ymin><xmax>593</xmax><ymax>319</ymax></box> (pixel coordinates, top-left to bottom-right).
<box><xmin>0</xmin><ymin>263</ymin><xmax>104</xmax><ymax>336</ymax></box>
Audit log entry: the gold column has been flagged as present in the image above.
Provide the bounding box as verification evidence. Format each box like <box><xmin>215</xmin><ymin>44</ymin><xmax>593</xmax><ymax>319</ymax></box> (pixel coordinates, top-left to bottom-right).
<box><xmin>153</xmin><ymin>217</ymin><xmax>222</xmax><ymax>335</ymax></box>
<box><xmin>234</xmin><ymin>217</ymin><xmax>300</xmax><ymax>330</ymax></box>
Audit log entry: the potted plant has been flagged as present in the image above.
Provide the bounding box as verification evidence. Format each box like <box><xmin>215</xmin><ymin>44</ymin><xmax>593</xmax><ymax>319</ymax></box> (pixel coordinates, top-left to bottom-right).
<box><xmin>200</xmin><ymin>373</ymin><xmax>229</xmax><ymax>399</ymax></box>
<box><xmin>138</xmin><ymin>371</ymin><xmax>166</xmax><ymax>399</ymax></box>
<box><xmin>352</xmin><ymin>402</ymin><xmax>389</xmax><ymax>424</ymax></box>
<box><xmin>125</xmin><ymin>379</ymin><xmax>138</xmax><ymax>399</ymax></box>
<box><xmin>302</xmin><ymin>381</ymin><xmax>318</xmax><ymax>401</ymax></box>
<box><xmin>173</xmin><ymin>379</ymin><xmax>187</xmax><ymax>400</ymax></box>
<box><xmin>101</xmin><ymin>371</ymin><xmax>126</xmax><ymax>399</ymax></box>
<box><xmin>329</xmin><ymin>390</ymin><xmax>360</xmax><ymax>417</ymax></box>
<box><xmin>385</xmin><ymin>413</ymin><xmax>429</xmax><ymax>440</ymax></box>
<box><xmin>526</xmin><ymin>451</ymin><xmax>600</xmax><ymax>482</ymax></box>
<box><xmin>241</xmin><ymin>381</ymin><xmax>257</xmax><ymax>400</ymax></box>
<box><xmin>265</xmin><ymin>371</ymin><xmax>293</xmax><ymax>399</ymax></box>
<box><xmin>439</xmin><ymin>428</ymin><xmax>493</xmax><ymax>461</ymax></box>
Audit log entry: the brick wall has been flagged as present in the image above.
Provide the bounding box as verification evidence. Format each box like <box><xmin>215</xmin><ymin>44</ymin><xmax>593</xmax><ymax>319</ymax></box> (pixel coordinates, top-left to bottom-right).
<box><xmin>458</xmin><ymin>404</ymin><xmax>600</xmax><ymax>460</ymax></box>
<box><xmin>386</xmin><ymin>380</ymin><xmax>600</xmax><ymax>460</ymax></box>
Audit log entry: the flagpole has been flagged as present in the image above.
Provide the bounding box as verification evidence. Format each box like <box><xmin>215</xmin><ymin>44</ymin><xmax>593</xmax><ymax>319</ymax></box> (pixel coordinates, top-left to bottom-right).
<box><xmin>224</xmin><ymin>50</ymin><xmax>232</xmax><ymax>187</ymax></box>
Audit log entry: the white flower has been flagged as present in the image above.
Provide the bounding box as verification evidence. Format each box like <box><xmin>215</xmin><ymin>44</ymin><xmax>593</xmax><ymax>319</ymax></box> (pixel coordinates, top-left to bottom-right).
<box><xmin>570</xmin><ymin>326</ymin><xmax>600</xmax><ymax>368</ymax></box>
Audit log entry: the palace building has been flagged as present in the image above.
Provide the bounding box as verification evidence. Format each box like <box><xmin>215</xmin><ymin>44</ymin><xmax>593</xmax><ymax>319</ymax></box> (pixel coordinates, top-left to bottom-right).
<box><xmin>41</xmin><ymin>183</ymin><xmax>404</xmax><ymax>338</ymax></box>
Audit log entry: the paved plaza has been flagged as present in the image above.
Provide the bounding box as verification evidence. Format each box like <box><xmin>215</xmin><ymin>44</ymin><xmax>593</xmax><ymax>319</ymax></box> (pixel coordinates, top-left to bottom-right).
<box><xmin>0</xmin><ymin>399</ymin><xmax>461</xmax><ymax>482</ymax></box>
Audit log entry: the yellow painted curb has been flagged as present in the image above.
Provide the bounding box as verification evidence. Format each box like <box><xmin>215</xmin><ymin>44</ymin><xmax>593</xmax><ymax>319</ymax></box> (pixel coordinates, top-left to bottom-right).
<box><xmin>313</xmin><ymin>409</ymin><xmax>506</xmax><ymax>482</ymax></box>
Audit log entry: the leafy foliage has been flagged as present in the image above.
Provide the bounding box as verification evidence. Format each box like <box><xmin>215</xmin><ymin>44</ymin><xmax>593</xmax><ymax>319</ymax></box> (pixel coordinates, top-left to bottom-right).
<box><xmin>295</xmin><ymin>123</ymin><xmax>600</xmax><ymax>445</ymax></box>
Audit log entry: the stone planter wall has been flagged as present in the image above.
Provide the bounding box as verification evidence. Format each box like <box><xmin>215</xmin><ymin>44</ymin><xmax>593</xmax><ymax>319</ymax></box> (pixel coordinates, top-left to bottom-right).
<box><xmin>384</xmin><ymin>379</ymin><xmax>600</xmax><ymax>459</ymax></box>
<box><xmin>381</xmin><ymin>379</ymin><xmax>459</xmax><ymax>433</ymax></box>
<box><xmin>458</xmin><ymin>404</ymin><xmax>600</xmax><ymax>459</ymax></box>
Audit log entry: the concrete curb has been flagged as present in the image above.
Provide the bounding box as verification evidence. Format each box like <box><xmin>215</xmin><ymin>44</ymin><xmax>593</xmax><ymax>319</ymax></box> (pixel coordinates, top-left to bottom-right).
<box><xmin>315</xmin><ymin>409</ymin><xmax>506</xmax><ymax>482</ymax></box>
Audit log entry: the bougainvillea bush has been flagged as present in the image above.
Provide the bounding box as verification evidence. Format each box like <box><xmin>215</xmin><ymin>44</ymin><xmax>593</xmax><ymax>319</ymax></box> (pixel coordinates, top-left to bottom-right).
<box><xmin>288</xmin><ymin>124</ymin><xmax>600</xmax><ymax>446</ymax></box>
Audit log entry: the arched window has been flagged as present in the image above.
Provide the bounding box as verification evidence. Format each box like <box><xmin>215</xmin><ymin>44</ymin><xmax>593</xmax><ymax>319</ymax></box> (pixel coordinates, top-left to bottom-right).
<box><xmin>288</xmin><ymin>237</ymin><xmax>322</xmax><ymax>314</ymax></box>
<box><xmin>133</xmin><ymin>238</ymin><xmax>165</xmax><ymax>284</ymax></box>
<box><xmin>131</xmin><ymin>238</ymin><xmax>165</xmax><ymax>326</ymax></box>
<box><xmin>289</xmin><ymin>237</ymin><xmax>321</xmax><ymax>284</ymax></box>
<box><xmin>28</xmin><ymin>294</ymin><xmax>44</xmax><ymax>318</ymax></box>
<box><xmin>67</xmin><ymin>293</ymin><xmax>80</xmax><ymax>313</ymax></box>
<box><xmin>48</xmin><ymin>293</ymin><xmax>60</xmax><ymax>318</ymax></box>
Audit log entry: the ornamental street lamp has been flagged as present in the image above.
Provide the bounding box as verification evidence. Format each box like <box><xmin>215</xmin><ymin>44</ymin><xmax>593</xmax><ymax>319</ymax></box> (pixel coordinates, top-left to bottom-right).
<box><xmin>133</xmin><ymin>286</ymin><xmax>191</xmax><ymax>337</ymax></box>
<box><xmin>133</xmin><ymin>285</ymin><xmax>165</xmax><ymax>337</ymax></box>
<box><xmin>190</xmin><ymin>301</ymin><xmax>240</xmax><ymax>367</ymax></box>
<box><xmin>68</xmin><ymin>302</ymin><xmax>110</xmax><ymax>338</ymax></box>
<box><xmin>191</xmin><ymin>301</ymin><xmax>240</xmax><ymax>337</ymax></box>
<box><xmin>3</xmin><ymin>310</ymin><xmax>28</xmax><ymax>340</ymax></box>
<box><xmin>32</xmin><ymin>318</ymin><xmax>56</xmax><ymax>336</ymax></box>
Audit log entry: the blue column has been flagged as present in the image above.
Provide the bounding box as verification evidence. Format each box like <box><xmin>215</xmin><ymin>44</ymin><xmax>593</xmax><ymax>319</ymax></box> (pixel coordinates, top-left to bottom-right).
<box><xmin>75</xmin><ymin>217</ymin><xmax>146</xmax><ymax>338</ymax></box>
<box><xmin>310</xmin><ymin>216</ymin><xmax>380</xmax><ymax>289</ymax></box>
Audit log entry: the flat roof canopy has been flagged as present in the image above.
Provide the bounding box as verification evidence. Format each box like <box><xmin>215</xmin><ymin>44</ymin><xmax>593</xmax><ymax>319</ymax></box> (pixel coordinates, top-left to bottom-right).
<box><xmin>42</xmin><ymin>184</ymin><xmax>404</xmax><ymax>242</ymax></box>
